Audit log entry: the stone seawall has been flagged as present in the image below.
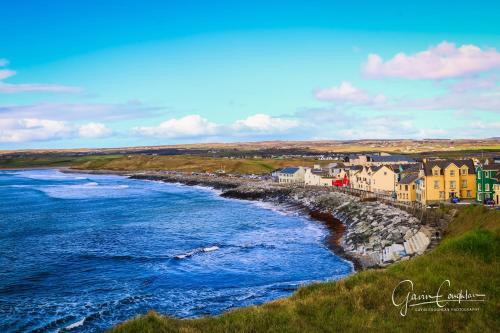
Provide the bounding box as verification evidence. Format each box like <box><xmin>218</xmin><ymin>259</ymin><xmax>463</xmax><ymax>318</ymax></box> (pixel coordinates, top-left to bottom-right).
<box><xmin>126</xmin><ymin>172</ymin><xmax>434</xmax><ymax>269</ymax></box>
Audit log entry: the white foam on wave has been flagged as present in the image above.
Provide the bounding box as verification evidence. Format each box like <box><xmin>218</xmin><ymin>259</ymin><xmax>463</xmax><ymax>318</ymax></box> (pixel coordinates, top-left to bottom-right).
<box><xmin>35</xmin><ymin>183</ymin><xmax>134</xmax><ymax>199</ymax></box>
<box><xmin>202</xmin><ymin>245</ymin><xmax>220</xmax><ymax>252</ymax></box>
<box><xmin>174</xmin><ymin>245</ymin><xmax>220</xmax><ymax>259</ymax></box>
<box><xmin>12</xmin><ymin>170</ymin><xmax>86</xmax><ymax>181</ymax></box>
<box><xmin>64</xmin><ymin>317</ymin><xmax>85</xmax><ymax>330</ymax></box>
<box><xmin>249</xmin><ymin>200</ymin><xmax>300</xmax><ymax>217</ymax></box>
<box><xmin>159</xmin><ymin>181</ymin><xmax>223</xmax><ymax>196</ymax></box>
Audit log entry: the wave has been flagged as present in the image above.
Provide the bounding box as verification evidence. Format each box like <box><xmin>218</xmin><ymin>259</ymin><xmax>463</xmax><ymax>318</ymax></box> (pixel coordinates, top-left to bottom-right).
<box><xmin>11</xmin><ymin>170</ymin><xmax>87</xmax><ymax>181</ymax></box>
<box><xmin>64</xmin><ymin>317</ymin><xmax>85</xmax><ymax>330</ymax></box>
<box><xmin>174</xmin><ymin>245</ymin><xmax>221</xmax><ymax>260</ymax></box>
<box><xmin>34</xmin><ymin>183</ymin><xmax>133</xmax><ymax>199</ymax></box>
<box><xmin>249</xmin><ymin>200</ymin><xmax>302</xmax><ymax>217</ymax></box>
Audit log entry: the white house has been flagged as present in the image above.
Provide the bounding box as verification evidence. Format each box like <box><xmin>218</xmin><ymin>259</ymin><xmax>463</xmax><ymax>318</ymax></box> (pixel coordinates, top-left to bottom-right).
<box><xmin>277</xmin><ymin>167</ymin><xmax>306</xmax><ymax>184</ymax></box>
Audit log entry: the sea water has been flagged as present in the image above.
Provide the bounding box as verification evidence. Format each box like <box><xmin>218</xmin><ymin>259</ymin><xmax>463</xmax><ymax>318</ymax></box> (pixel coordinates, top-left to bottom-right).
<box><xmin>0</xmin><ymin>169</ymin><xmax>352</xmax><ymax>332</ymax></box>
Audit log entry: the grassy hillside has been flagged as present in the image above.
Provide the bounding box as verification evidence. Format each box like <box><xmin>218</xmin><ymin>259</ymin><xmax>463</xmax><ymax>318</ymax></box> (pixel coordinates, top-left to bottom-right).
<box><xmin>74</xmin><ymin>155</ymin><xmax>324</xmax><ymax>174</ymax></box>
<box><xmin>110</xmin><ymin>205</ymin><xmax>499</xmax><ymax>333</ymax></box>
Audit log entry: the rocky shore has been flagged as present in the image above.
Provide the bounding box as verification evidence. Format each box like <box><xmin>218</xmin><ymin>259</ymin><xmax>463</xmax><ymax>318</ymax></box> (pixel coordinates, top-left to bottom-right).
<box><xmin>105</xmin><ymin>170</ymin><xmax>435</xmax><ymax>270</ymax></box>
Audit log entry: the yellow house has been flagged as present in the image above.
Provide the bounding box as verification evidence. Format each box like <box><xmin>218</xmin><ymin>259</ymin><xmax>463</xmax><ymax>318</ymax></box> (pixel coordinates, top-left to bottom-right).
<box><xmin>347</xmin><ymin>165</ymin><xmax>363</xmax><ymax>189</ymax></box>
<box><xmin>397</xmin><ymin>174</ymin><xmax>419</xmax><ymax>202</ymax></box>
<box><xmin>494</xmin><ymin>184</ymin><xmax>500</xmax><ymax>206</ymax></box>
<box><xmin>370</xmin><ymin>165</ymin><xmax>398</xmax><ymax>193</ymax></box>
<box><xmin>304</xmin><ymin>168</ymin><xmax>334</xmax><ymax>186</ymax></box>
<box><xmin>418</xmin><ymin>159</ymin><xmax>476</xmax><ymax>204</ymax></box>
<box><xmin>352</xmin><ymin>166</ymin><xmax>372</xmax><ymax>191</ymax></box>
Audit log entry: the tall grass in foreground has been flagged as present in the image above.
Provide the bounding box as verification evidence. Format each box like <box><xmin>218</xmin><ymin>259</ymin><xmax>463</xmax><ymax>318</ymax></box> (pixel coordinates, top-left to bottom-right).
<box><xmin>110</xmin><ymin>205</ymin><xmax>499</xmax><ymax>333</ymax></box>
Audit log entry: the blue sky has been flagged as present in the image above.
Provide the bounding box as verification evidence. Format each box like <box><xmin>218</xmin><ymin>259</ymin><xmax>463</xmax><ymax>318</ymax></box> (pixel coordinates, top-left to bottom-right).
<box><xmin>1</xmin><ymin>1</ymin><xmax>499</xmax><ymax>148</ymax></box>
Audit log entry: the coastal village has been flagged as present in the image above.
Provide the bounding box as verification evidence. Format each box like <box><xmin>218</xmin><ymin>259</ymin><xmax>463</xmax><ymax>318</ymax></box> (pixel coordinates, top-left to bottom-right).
<box><xmin>274</xmin><ymin>153</ymin><xmax>500</xmax><ymax>207</ymax></box>
<box><xmin>118</xmin><ymin>152</ymin><xmax>496</xmax><ymax>269</ymax></box>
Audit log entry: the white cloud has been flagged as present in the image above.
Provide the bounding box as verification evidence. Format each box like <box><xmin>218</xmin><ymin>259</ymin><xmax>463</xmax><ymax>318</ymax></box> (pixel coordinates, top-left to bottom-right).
<box><xmin>133</xmin><ymin>115</ymin><xmax>218</xmax><ymax>139</ymax></box>
<box><xmin>0</xmin><ymin>82</ymin><xmax>81</xmax><ymax>93</ymax></box>
<box><xmin>0</xmin><ymin>69</ymin><xmax>16</xmax><ymax>80</ymax></box>
<box><xmin>231</xmin><ymin>114</ymin><xmax>299</xmax><ymax>133</ymax></box>
<box><xmin>392</xmin><ymin>88</ymin><xmax>500</xmax><ymax>113</ymax></box>
<box><xmin>363</xmin><ymin>41</ymin><xmax>500</xmax><ymax>79</ymax></box>
<box><xmin>447</xmin><ymin>75</ymin><xmax>498</xmax><ymax>93</ymax></box>
<box><xmin>78</xmin><ymin>122</ymin><xmax>112</xmax><ymax>139</ymax></box>
<box><xmin>0</xmin><ymin>118</ymin><xmax>74</xmax><ymax>143</ymax></box>
<box><xmin>336</xmin><ymin>116</ymin><xmax>421</xmax><ymax>139</ymax></box>
<box><xmin>0</xmin><ymin>101</ymin><xmax>165</xmax><ymax>121</ymax></box>
<box><xmin>0</xmin><ymin>58</ymin><xmax>81</xmax><ymax>94</ymax></box>
<box><xmin>0</xmin><ymin>118</ymin><xmax>115</xmax><ymax>143</ymax></box>
<box><xmin>133</xmin><ymin>114</ymin><xmax>300</xmax><ymax>139</ymax></box>
<box><xmin>314</xmin><ymin>81</ymin><xmax>386</xmax><ymax>104</ymax></box>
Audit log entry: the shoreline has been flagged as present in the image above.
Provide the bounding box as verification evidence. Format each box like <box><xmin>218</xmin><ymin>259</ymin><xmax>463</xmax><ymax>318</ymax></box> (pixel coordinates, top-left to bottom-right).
<box><xmin>63</xmin><ymin>168</ymin><xmax>432</xmax><ymax>269</ymax></box>
<box><xmin>308</xmin><ymin>210</ymin><xmax>362</xmax><ymax>271</ymax></box>
<box><xmin>62</xmin><ymin>168</ymin><xmax>359</xmax><ymax>269</ymax></box>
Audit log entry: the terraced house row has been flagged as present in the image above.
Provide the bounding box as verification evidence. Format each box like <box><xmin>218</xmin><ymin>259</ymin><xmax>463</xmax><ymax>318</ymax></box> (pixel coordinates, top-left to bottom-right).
<box><xmin>275</xmin><ymin>153</ymin><xmax>500</xmax><ymax>206</ymax></box>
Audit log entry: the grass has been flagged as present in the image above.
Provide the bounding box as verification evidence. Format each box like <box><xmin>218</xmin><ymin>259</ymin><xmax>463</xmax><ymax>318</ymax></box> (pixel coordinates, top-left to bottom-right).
<box><xmin>73</xmin><ymin>155</ymin><xmax>326</xmax><ymax>174</ymax></box>
<box><xmin>110</xmin><ymin>205</ymin><xmax>499</xmax><ymax>333</ymax></box>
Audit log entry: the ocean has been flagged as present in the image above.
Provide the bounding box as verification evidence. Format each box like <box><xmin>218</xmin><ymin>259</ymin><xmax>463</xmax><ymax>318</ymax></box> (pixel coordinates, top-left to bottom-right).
<box><xmin>0</xmin><ymin>169</ymin><xmax>352</xmax><ymax>332</ymax></box>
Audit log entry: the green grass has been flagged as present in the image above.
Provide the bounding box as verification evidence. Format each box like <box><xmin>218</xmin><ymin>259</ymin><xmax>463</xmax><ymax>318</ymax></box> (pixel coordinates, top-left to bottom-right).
<box><xmin>0</xmin><ymin>153</ymin><xmax>327</xmax><ymax>174</ymax></box>
<box><xmin>73</xmin><ymin>155</ymin><xmax>325</xmax><ymax>174</ymax></box>
<box><xmin>110</xmin><ymin>205</ymin><xmax>499</xmax><ymax>333</ymax></box>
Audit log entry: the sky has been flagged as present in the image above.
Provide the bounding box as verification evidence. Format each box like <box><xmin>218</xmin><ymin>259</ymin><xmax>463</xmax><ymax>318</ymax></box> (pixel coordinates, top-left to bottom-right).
<box><xmin>0</xmin><ymin>0</ymin><xmax>499</xmax><ymax>149</ymax></box>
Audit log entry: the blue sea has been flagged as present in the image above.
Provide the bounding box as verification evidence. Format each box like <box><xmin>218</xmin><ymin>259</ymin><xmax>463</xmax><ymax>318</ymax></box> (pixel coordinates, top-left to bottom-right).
<box><xmin>0</xmin><ymin>169</ymin><xmax>352</xmax><ymax>332</ymax></box>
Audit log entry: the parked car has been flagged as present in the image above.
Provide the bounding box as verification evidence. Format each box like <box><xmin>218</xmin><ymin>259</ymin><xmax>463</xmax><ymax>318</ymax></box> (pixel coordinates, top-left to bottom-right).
<box><xmin>450</xmin><ymin>197</ymin><xmax>460</xmax><ymax>204</ymax></box>
<box><xmin>484</xmin><ymin>198</ymin><xmax>495</xmax><ymax>207</ymax></box>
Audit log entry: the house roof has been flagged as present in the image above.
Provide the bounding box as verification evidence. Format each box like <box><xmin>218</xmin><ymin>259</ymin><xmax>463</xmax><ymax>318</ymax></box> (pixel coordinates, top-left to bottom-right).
<box><xmin>423</xmin><ymin>159</ymin><xmax>476</xmax><ymax>176</ymax></box>
<box><xmin>399</xmin><ymin>173</ymin><xmax>419</xmax><ymax>184</ymax></box>
<box><xmin>370</xmin><ymin>165</ymin><xmax>385</xmax><ymax>172</ymax></box>
<box><xmin>349</xmin><ymin>165</ymin><xmax>363</xmax><ymax>171</ymax></box>
<box><xmin>400</xmin><ymin>163</ymin><xmax>422</xmax><ymax>173</ymax></box>
<box><xmin>328</xmin><ymin>162</ymin><xmax>345</xmax><ymax>168</ymax></box>
<box><xmin>480</xmin><ymin>163</ymin><xmax>500</xmax><ymax>171</ymax></box>
<box><xmin>279</xmin><ymin>167</ymin><xmax>300</xmax><ymax>174</ymax></box>
<box><xmin>367</xmin><ymin>154</ymin><xmax>415</xmax><ymax>163</ymax></box>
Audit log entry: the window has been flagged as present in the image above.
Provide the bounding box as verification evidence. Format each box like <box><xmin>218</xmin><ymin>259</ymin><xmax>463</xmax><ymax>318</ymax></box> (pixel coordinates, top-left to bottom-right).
<box><xmin>467</xmin><ymin>190</ymin><xmax>471</xmax><ymax>198</ymax></box>
<box><xmin>433</xmin><ymin>169</ymin><xmax>439</xmax><ymax>176</ymax></box>
<box><xmin>461</xmin><ymin>168</ymin><xmax>467</xmax><ymax>175</ymax></box>
<box><xmin>478</xmin><ymin>193</ymin><xmax>482</xmax><ymax>201</ymax></box>
<box><xmin>434</xmin><ymin>180</ymin><xmax>439</xmax><ymax>189</ymax></box>
<box><xmin>412</xmin><ymin>185</ymin><xmax>415</xmax><ymax>190</ymax></box>
<box><xmin>485</xmin><ymin>184</ymin><xmax>490</xmax><ymax>191</ymax></box>
<box><xmin>439</xmin><ymin>191</ymin><xmax>445</xmax><ymax>199</ymax></box>
<box><xmin>450</xmin><ymin>181</ymin><xmax>456</xmax><ymax>189</ymax></box>
<box><xmin>478</xmin><ymin>184</ymin><xmax>481</xmax><ymax>191</ymax></box>
<box><xmin>405</xmin><ymin>185</ymin><xmax>408</xmax><ymax>191</ymax></box>
<box><xmin>461</xmin><ymin>180</ymin><xmax>467</xmax><ymax>188</ymax></box>
<box><xmin>450</xmin><ymin>170</ymin><xmax>455</xmax><ymax>176</ymax></box>
<box><xmin>478</xmin><ymin>172</ymin><xmax>481</xmax><ymax>179</ymax></box>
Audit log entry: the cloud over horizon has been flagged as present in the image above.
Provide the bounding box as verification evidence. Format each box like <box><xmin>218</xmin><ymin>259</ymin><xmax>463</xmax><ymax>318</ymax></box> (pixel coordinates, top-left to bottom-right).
<box><xmin>314</xmin><ymin>81</ymin><xmax>386</xmax><ymax>104</ymax></box>
<box><xmin>0</xmin><ymin>118</ymin><xmax>112</xmax><ymax>143</ymax></box>
<box><xmin>363</xmin><ymin>42</ymin><xmax>500</xmax><ymax>80</ymax></box>
<box><xmin>133</xmin><ymin>114</ymin><xmax>300</xmax><ymax>140</ymax></box>
<box><xmin>0</xmin><ymin>58</ymin><xmax>81</xmax><ymax>94</ymax></box>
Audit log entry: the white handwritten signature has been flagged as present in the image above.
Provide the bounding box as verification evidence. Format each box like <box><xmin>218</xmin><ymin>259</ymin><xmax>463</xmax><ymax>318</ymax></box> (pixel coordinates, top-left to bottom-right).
<box><xmin>392</xmin><ymin>279</ymin><xmax>486</xmax><ymax>316</ymax></box>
